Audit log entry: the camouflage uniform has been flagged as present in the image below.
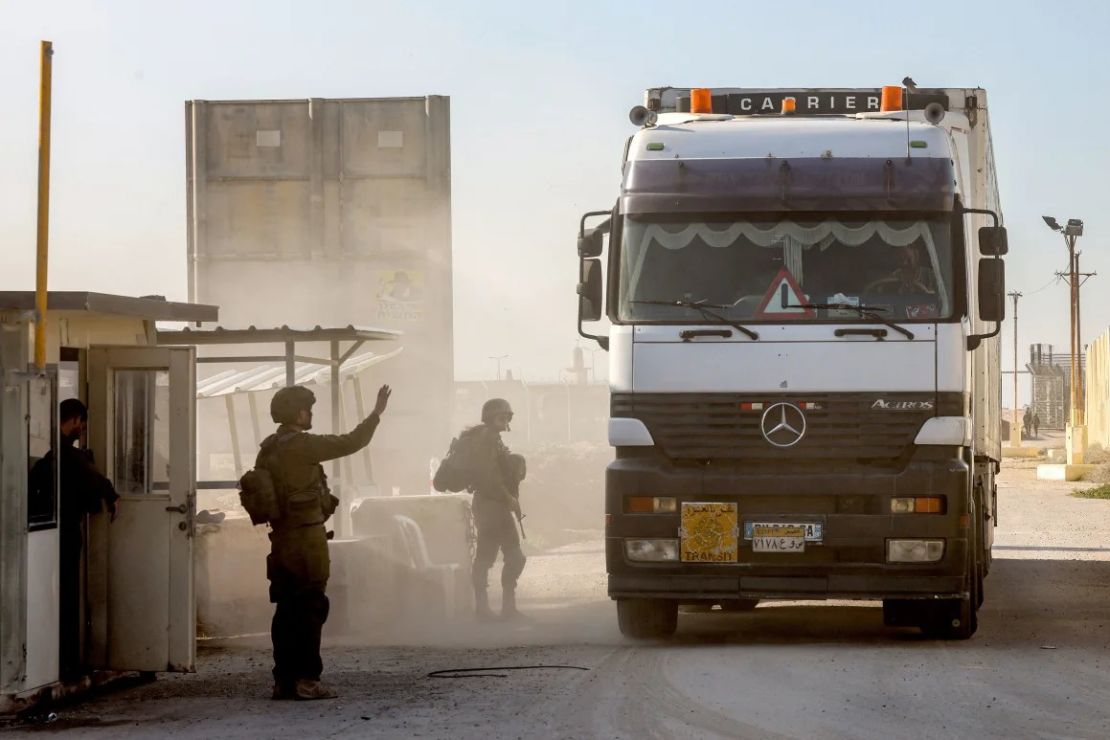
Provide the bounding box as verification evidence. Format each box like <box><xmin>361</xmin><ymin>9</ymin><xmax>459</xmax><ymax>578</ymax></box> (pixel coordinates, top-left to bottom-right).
<box><xmin>261</xmin><ymin>414</ymin><xmax>380</xmax><ymax>692</ymax></box>
<box><xmin>466</xmin><ymin>425</ymin><xmax>526</xmax><ymax>606</ymax></box>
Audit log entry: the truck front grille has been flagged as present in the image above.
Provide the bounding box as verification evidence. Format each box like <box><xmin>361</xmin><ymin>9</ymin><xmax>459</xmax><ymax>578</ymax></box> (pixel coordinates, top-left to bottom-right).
<box><xmin>612</xmin><ymin>392</ymin><xmax>935</xmax><ymax>463</ymax></box>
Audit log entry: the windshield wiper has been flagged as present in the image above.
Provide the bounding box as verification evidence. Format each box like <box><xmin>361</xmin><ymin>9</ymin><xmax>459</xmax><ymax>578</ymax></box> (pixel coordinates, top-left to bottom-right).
<box><xmin>788</xmin><ymin>302</ymin><xmax>915</xmax><ymax>340</ymax></box>
<box><xmin>632</xmin><ymin>299</ymin><xmax>759</xmax><ymax>340</ymax></box>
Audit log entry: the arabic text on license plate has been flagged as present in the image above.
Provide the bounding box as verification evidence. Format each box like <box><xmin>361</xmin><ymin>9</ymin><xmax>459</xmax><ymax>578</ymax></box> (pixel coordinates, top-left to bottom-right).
<box><xmin>744</xmin><ymin>521</ymin><xmax>823</xmax><ymax>542</ymax></box>
<box><xmin>751</xmin><ymin>524</ymin><xmax>805</xmax><ymax>553</ymax></box>
<box><xmin>680</xmin><ymin>502</ymin><xmax>739</xmax><ymax>563</ymax></box>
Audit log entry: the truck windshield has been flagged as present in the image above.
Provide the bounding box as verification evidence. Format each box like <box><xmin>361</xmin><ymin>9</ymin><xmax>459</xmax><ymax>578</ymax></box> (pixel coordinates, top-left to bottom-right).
<box><xmin>618</xmin><ymin>216</ymin><xmax>955</xmax><ymax>322</ymax></box>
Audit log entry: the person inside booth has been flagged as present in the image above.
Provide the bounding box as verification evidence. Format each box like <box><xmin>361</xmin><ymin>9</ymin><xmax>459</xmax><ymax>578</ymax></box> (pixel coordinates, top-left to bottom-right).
<box><xmin>28</xmin><ymin>399</ymin><xmax>120</xmax><ymax>680</ymax></box>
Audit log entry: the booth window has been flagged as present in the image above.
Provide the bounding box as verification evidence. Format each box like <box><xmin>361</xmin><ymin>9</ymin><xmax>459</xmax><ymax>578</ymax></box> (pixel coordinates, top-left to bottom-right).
<box><xmin>27</xmin><ymin>375</ymin><xmax>58</xmax><ymax>530</ymax></box>
<box><xmin>113</xmin><ymin>370</ymin><xmax>170</xmax><ymax>494</ymax></box>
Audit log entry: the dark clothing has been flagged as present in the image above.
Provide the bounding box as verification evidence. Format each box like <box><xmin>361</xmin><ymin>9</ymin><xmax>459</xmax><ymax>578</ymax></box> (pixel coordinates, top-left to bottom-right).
<box><xmin>268</xmin><ymin>525</ymin><xmax>331</xmax><ymax>685</ymax></box>
<box><xmin>28</xmin><ymin>442</ymin><xmax>119</xmax><ymax>679</ymax></box>
<box><xmin>261</xmin><ymin>414</ymin><xmax>380</xmax><ymax>687</ymax></box>
<box><xmin>463</xmin><ymin>425</ymin><xmax>526</xmax><ymax>592</ymax></box>
<box><xmin>472</xmin><ymin>497</ymin><xmax>526</xmax><ymax>590</ymax></box>
<box><xmin>1033</xmin><ymin>415</ymin><xmax>1041</xmax><ymax>438</ymax></box>
<box><xmin>29</xmin><ymin>443</ymin><xmax>119</xmax><ymax>545</ymax></box>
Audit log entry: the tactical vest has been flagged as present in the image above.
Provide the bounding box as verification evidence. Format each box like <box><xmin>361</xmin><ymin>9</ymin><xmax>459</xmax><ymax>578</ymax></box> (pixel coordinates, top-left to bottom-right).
<box><xmin>263</xmin><ymin>433</ymin><xmax>340</xmax><ymax>531</ymax></box>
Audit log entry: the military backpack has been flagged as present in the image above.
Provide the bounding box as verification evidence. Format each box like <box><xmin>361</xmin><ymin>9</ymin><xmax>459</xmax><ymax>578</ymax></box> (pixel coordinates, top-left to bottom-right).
<box><xmin>238</xmin><ymin>431</ymin><xmax>297</xmax><ymax>525</ymax></box>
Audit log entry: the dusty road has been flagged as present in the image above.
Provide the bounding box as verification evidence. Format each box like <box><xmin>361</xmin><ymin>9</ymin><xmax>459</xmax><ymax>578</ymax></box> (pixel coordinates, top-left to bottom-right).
<box><xmin>6</xmin><ymin>457</ymin><xmax>1110</xmax><ymax>739</ymax></box>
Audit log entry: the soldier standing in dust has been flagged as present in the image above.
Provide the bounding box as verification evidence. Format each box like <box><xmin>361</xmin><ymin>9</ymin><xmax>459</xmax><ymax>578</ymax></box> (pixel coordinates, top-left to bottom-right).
<box><xmin>466</xmin><ymin>398</ymin><xmax>528</xmax><ymax>620</ymax></box>
<box><xmin>262</xmin><ymin>383</ymin><xmax>391</xmax><ymax>700</ymax></box>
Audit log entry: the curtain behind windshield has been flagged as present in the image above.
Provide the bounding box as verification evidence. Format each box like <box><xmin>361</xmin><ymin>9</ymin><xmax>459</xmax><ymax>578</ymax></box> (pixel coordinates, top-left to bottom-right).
<box><xmin>619</xmin><ymin>218</ymin><xmax>953</xmax><ymax>321</ymax></box>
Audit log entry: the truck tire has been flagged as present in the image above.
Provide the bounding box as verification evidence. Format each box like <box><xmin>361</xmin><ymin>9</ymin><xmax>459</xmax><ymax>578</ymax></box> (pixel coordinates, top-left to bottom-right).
<box><xmin>617</xmin><ymin>599</ymin><xmax>678</xmax><ymax>639</ymax></box>
<box><xmin>922</xmin><ymin>529</ymin><xmax>980</xmax><ymax>640</ymax></box>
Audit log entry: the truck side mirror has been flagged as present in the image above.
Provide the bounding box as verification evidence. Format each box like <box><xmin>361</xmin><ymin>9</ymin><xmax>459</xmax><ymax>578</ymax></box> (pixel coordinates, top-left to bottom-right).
<box><xmin>578</xmin><ymin>219</ymin><xmax>610</xmax><ymax>258</ymax></box>
<box><xmin>979</xmin><ymin>226</ymin><xmax>1008</xmax><ymax>256</ymax></box>
<box><xmin>577</xmin><ymin>259</ymin><xmax>603</xmax><ymax>322</ymax></box>
<box><xmin>978</xmin><ymin>258</ymin><xmax>1005</xmax><ymax>322</ymax></box>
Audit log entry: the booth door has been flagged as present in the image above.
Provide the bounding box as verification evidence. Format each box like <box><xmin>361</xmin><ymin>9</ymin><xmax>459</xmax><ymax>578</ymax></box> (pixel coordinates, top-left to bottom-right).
<box><xmin>86</xmin><ymin>346</ymin><xmax>196</xmax><ymax>672</ymax></box>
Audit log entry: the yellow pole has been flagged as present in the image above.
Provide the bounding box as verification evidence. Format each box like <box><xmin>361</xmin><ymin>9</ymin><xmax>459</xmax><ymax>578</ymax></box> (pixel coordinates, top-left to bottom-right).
<box><xmin>34</xmin><ymin>40</ymin><xmax>54</xmax><ymax>371</ymax></box>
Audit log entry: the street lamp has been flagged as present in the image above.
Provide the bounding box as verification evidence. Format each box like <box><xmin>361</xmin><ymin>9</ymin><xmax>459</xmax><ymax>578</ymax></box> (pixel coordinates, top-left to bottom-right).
<box><xmin>488</xmin><ymin>354</ymin><xmax>509</xmax><ymax>382</ymax></box>
<box><xmin>1043</xmin><ymin>214</ymin><xmax>1087</xmax><ymax>462</ymax></box>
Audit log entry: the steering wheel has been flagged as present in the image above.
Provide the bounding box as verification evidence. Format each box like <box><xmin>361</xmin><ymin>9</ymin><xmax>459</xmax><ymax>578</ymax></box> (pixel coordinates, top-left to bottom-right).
<box><xmin>864</xmin><ymin>276</ymin><xmax>931</xmax><ymax>295</ymax></box>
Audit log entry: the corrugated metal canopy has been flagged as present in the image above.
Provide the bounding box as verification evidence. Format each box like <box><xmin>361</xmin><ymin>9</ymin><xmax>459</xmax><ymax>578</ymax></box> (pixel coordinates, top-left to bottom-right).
<box><xmin>196</xmin><ymin>348</ymin><xmax>403</xmax><ymax>399</ymax></box>
<box><xmin>157</xmin><ymin>324</ymin><xmax>401</xmax><ymax>345</ymax></box>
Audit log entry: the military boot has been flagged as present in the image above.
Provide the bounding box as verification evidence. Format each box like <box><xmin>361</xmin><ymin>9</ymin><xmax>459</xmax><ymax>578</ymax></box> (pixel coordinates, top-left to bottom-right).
<box><xmin>293</xmin><ymin>679</ymin><xmax>336</xmax><ymax>700</ymax></box>
<box><xmin>501</xmin><ymin>589</ymin><xmax>527</xmax><ymax>621</ymax></box>
<box><xmin>475</xmin><ymin>587</ymin><xmax>496</xmax><ymax>621</ymax></box>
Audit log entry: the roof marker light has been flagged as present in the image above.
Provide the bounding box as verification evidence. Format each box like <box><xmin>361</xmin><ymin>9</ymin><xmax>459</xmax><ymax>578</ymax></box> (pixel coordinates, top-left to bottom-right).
<box><xmin>880</xmin><ymin>85</ymin><xmax>903</xmax><ymax>112</ymax></box>
<box><xmin>646</xmin><ymin>142</ymin><xmax>664</xmax><ymax>151</ymax></box>
<box><xmin>690</xmin><ymin>88</ymin><xmax>713</xmax><ymax>114</ymax></box>
<box><xmin>781</xmin><ymin>97</ymin><xmax>797</xmax><ymax>115</ymax></box>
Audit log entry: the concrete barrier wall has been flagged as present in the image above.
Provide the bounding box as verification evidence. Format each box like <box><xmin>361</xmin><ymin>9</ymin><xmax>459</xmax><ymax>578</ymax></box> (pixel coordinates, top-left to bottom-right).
<box><xmin>196</xmin><ymin>494</ymin><xmax>474</xmax><ymax>637</ymax></box>
<box><xmin>1088</xmin><ymin>327</ymin><xmax>1110</xmax><ymax>450</ymax></box>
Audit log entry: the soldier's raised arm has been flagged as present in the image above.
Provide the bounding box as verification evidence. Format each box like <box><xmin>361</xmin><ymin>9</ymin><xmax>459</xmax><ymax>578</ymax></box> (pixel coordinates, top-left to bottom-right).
<box><xmin>290</xmin><ymin>385</ymin><xmax>392</xmax><ymax>464</ymax></box>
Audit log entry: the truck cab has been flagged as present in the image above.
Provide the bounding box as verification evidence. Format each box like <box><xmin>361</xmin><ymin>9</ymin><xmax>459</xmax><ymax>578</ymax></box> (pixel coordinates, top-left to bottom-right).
<box><xmin>577</xmin><ymin>86</ymin><xmax>1007</xmax><ymax>639</ymax></box>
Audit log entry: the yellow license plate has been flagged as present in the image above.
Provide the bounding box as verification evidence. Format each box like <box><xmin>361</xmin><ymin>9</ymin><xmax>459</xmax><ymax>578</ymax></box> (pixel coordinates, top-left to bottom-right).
<box><xmin>680</xmin><ymin>502</ymin><xmax>739</xmax><ymax>563</ymax></box>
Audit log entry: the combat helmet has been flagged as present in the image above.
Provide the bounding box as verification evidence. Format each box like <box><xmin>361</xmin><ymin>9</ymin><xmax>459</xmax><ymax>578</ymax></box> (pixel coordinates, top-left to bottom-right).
<box><xmin>481</xmin><ymin>398</ymin><xmax>513</xmax><ymax>423</ymax></box>
<box><xmin>270</xmin><ymin>385</ymin><xmax>316</xmax><ymax>424</ymax></box>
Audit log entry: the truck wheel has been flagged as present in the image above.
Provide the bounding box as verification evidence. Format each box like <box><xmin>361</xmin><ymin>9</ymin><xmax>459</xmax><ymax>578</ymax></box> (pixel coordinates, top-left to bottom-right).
<box><xmin>719</xmin><ymin>599</ymin><xmax>760</xmax><ymax>612</ymax></box>
<box><xmin>922</xmin><ymin>531</ymin><xmax>980</xmax><ymax>640</ymax></box>
<box><xmin>617</xmin><ymin>599</ymin><xmax>678</xmax><ymax>639</ymax></box>
<box><xmin>921</xmin><ymin>594</ymin><xmax>976</xmax><ymax>639</ymax></box>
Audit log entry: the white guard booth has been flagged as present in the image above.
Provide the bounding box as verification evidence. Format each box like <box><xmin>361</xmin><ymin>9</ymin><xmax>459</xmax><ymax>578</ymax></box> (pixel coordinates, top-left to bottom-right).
<box><xmin>0</xmin><ymin>292</ymin><xmax>217</xmax><ymax>710</ymax></box>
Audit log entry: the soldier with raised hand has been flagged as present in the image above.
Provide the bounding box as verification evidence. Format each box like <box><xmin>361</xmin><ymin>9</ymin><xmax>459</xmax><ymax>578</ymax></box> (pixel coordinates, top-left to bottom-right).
<box><xmin>466</xmin><ymin>398</ymin><xmax>528</xmax><ymax>620</ymax></box>
<box><xmin>263</xmin><ymin>383</ymin><xmax>391</xmax><ymax>701</ymax></box>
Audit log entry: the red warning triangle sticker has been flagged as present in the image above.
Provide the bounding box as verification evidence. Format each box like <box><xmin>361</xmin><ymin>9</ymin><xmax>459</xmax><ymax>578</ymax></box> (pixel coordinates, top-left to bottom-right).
<box><xmin>754</xmin><ymin>268</ymin><xmax>816</xmax><ymax>319</ymax></box>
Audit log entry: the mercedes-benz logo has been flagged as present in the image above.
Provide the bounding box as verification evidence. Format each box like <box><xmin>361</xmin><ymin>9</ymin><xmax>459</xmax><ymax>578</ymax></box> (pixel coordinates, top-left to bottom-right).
<box><xmin>760</xmin><ymin>402</ymin><xmax>807</xmax><ymax>448</ymax></box>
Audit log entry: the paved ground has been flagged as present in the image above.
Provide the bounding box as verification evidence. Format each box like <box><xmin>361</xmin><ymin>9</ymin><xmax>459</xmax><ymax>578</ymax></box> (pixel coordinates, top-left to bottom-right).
<box><xmin>5</xmin><ymin>452</ymin><xmax>1110</xmax><ymax>739</ymax></box>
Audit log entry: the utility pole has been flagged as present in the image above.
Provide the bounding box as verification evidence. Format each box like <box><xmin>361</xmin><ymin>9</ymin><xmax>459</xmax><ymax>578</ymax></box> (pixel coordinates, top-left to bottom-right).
<box><xmin>1052</xmin><ymin>259</ymin><xmax>1097</xmax><ymax>426</ymax></box>
<box><xmin>1008</xmin><ymin>291</ymin><xmax>1022</xmax><ymax>446</ymax></box>
<box><xmin>1043</xmin><ymin>215</ymin><xmax>1095</xmax><ymax>464</ymax></box>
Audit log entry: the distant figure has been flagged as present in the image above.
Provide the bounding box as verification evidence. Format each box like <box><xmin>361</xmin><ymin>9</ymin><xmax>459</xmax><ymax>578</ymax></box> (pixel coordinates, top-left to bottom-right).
<box><xmin>1023</xmin><ymin>407</ymin><xmax>1033</xmax><ymax>440</ymax></box>
<box><xmin>260</xmin><ymin>383</ymin><xmax>391</xmax><ymax>701</ymax></box>
<box><xmin>1033</xmin><ymin>412</ymin><xmax>1041</xmax><ymax>439</ymax></box>
<box><xmin>28</xmin><ymin>399</ymin><xmax>120</xmax><ymax>680</ymax></box>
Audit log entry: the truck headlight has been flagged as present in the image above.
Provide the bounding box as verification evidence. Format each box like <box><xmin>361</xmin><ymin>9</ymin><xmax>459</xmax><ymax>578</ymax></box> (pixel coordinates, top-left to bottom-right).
<box><xmin>625</xmin><ymin>538</ymin><xmax>679</xmax><ymax>562</ymax></box>
<box><xmin>887</xmin><ymin>539</ymin><xmax>945</xmax><ymax>563</ymax></box>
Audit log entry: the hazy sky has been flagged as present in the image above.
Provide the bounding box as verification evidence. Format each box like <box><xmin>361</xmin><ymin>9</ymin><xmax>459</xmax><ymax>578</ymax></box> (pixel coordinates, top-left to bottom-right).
<box><xmin>2</xmin><ymin>1</ymin><xmax>1109</xmax><ymax>395</ymax></box>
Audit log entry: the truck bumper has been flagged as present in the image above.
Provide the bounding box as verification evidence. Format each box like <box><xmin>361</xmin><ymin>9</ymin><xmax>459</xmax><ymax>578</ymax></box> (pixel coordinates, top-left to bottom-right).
<box><xmin>606</xmin><ymin>448</ymin><xmax>971</xmax><ymax>602</ymax></box>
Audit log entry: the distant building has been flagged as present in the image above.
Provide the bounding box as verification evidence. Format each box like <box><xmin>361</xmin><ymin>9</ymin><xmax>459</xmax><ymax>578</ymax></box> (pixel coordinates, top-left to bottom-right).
<box><xmin>185</xmin><ymin>96</ymin><xmax>452</xmax><ymax>496</ymax></box>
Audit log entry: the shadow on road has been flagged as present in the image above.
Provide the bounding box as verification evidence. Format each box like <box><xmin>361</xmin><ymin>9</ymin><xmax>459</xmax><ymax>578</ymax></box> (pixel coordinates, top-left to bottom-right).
<box><xmin>659</xmin><ymin>557</ymin><xmax>1110</xmax><ymax>648</ymax></box>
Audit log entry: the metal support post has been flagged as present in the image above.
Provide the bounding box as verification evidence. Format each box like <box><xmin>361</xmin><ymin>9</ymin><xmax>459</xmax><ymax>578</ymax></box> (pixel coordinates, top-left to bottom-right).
<box><xmin>330</xmin><ymin>340</ymin><xmax>345</xmax><ymax>537</ymax></box>
<box><xmin>34</xmin><ymin>41</ymin><xmax>54</xmax><ymax>371</ymax></box>
<box><xmin>1008</xmin><ymin>291</ymin><xmax>1022</xmax><ymax>446</ymax></box>
<box><xmin>284</xmin><ymin>341</ymin><xmax>295</xmax><ymax>387</ymax></box>
<box><xmin>225</xmin><ymin>394</ymin><xmax>242</xmax><ymax>477</ymax></box>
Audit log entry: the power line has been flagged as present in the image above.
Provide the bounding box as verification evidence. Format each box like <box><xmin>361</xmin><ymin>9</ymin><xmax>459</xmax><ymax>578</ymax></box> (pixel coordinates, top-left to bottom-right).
<box><xmin>1026</xmin><ymin>270</ymin><xmax>1067</xmax><ymax>295</ymax></box>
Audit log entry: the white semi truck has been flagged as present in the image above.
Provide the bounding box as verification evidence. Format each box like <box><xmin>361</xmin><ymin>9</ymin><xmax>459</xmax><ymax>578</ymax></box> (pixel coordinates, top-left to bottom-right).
<box><xmin>576</xmin><ymin>85</ymin><xmax>1007</xmax><ymax>639</ymax></box>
